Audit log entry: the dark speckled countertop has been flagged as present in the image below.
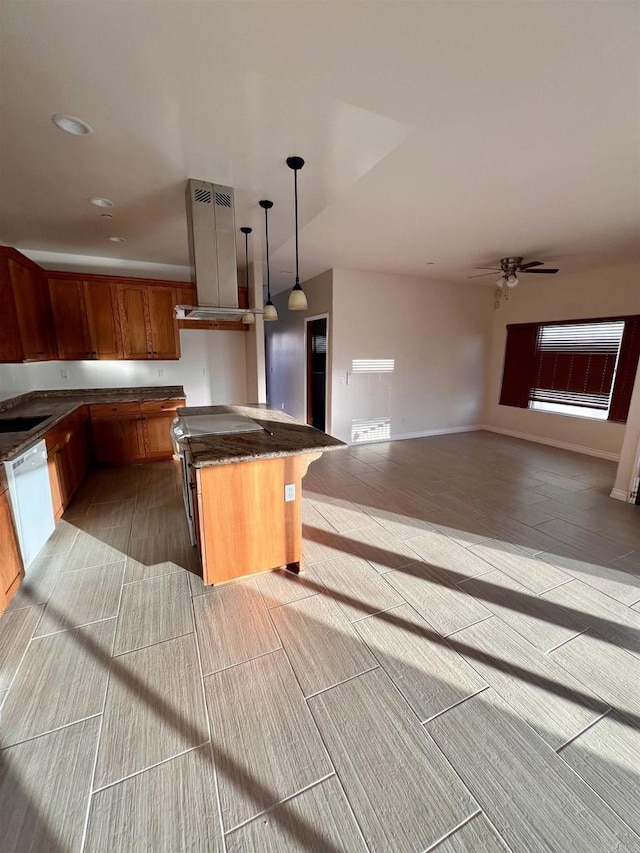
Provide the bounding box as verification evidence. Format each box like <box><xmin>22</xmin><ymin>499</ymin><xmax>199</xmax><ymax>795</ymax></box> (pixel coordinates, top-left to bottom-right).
<box><xmin>0</xmin><ymin>386</ymin><xmax>185</xmax><ymax>462</ymax></box>
<box><xmin>177</xmin><ymin>404</ymin><xmax>345</xmax><ymax>467</ymax></box>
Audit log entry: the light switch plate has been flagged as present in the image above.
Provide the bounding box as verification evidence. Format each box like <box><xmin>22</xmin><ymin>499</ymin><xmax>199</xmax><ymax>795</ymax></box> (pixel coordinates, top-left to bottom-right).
<box><xmin>284</xmin><ymin>483</ymin><xmax>295</xmax><ymax>502</ymax></box>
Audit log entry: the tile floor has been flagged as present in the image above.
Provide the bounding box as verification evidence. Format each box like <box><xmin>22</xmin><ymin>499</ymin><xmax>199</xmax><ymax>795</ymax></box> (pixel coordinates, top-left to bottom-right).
<box><xmin>1</xmin><ymin>431</ymin><xmax>640</xmax><ymax>851</ymax></box>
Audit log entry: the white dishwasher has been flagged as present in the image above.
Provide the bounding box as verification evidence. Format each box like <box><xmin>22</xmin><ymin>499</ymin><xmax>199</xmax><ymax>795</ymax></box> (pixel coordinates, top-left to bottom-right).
<box><xmin>4</xmin><ymin>439</ymin><xmax>55</xmax><ymax>568</ymax></box>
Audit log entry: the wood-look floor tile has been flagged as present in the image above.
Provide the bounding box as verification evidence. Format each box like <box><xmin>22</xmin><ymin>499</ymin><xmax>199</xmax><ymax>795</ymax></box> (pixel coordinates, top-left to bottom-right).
<box><xmin>226</xmin><ymin>776</ymin><xmax>367</xmax><ymax>853</ymax></box>
<box><xmin>404</xmin><ymin>530</ymin><xmax>495</xmax><ymax>580</ymax></box>
<box><xmin>436</xmin><ymin>814</ymin><xmax>510</xmax><ymax>853</ymax></box>
<box><xmin>454</xmin><ymin>618</ymin><xmax>606</xmax><ymax>749</ymax></box>
<box><xmin>312</xmin><ymin>555</ymin><xmax>404</xmax><ymax>621</ymax></box>
<box><xmin>308</xmin><ymin>668</ymin><xmax>477</xmax><ymax>853</ymax></box>
<box><xmin>65</xmin><ymin>526</ymin><xmax>131</xmax><ymax>571</ymax></box>
<box><xmin>538</xmin><ymin>544</ymin><xmax>640</xmax><ymax>606</ymax></box>
<box><xmin>549</xmin><ymin>632</ymin><xmax>640</xmax><ymax>722</ymax></box>
<box><xmin>314</xmin><ymin>499</ymin><xmax>371</xmax><ymax>533</ymax></box>
<box><xmin>361</xmin><ymin>504</ymin><xmax>431</xmax><ymax>541</ymax></box>
<box><xmin>0</xmin><ymin>605</ymin><xmax>44</xmax><ymax>691</ymax></box>
<box><xmin>127</xmin><ymin>531</ymin><xmax>200</xmax><ymax>574</ymax></box>
<box><xmin>354</xmin><ymin>604</ymin><xmax>487</xmax><ymax>722</ymax></box>
<box><xmin>193</xmin><ymin>582</ymin><xmax>281</xmax><ymax>675</ymax></box>
<box><xmin>542</xmin><ymin>579</ymin><xmax>640</xmax><ymax>658</ymax></box>
<box><xmin>270</xmin><ymin>594</ymin><xmax>377</xmax><ymax>696</ymax></box>
<box><xmin>559</xmin><ymin>712</ymin><xmax>640</xmax><ymax>835</ymax></box>
<box><xmin>113</xmin><ymin>571</ymin><xmax>193</xmax><ymax>655</ymax></box>
<box><xmin>123</xmin><ymin>556</ymin><xmax>185</xmax><ymax>584</ymax></box>
<box><xmin>536</xmin><ymin>518</ymin><xmax>631</xmax><ymax>563</ymax></box>
<box><xmin>94</xmin><ymin>633</ymin><xmax>208</xmax><ymax>788</ymax></box>
<box><xmin>460</xmin><ymin>569</ymin><xmax>585</xmax><ymax>652</ymax></box>
<box><xmin>385</xmin><ymin>562</ymin><xmax>491</xmax><ymax>636</ymax></box>
<box><xmin>0</xmin><ymin>619</ymin><xmax>115</xmax><ymax>747</ymax></box>
<box><xmin>34</xmin><ymin>562</ymin><xmax>124</xmax><ymax>638</ymax></box>
<box><xmin>255</xmin><ymin>564</ymin><xmax>323</xmax><ymax>608</ymax></box>
<box><xmin>6</xmin><ymin>553</ymin><xmax>67</xmax><ymax>611</ymax></box>
<box><xmin>83</xmin><ymin>498</ymin><xmax>136</xmax><ymax>530</ymax></box>
<box><xmin>0</xmin><ymin>717</ymin><xmax>100</xmax><ymax>852</ymax></box>
<box><xmin>85</xmin><ymin>744</ymin><xmax>222</xmax><ymax>852</ymax></box>
<box><xmin>130</xmin><ymin>504</ymin><xmax>189</xmax><ymax>539</ymax></box>
<box><xmin>344</xmin><ymin>524</ymin><xmax>422</xmax><ymax>573</ymax></box>
<box><xmin>302</xmin><ymin>526</ymin><xmax>349</xmax><ymax>565</ymax></box>
<box><xmin>204</xmin><ymin>650</ymin><xmax>332</xmax><ymax>831</ymax></box>
<box><xmin>468</xmin><ymin>540</ymin><xmax>569</xmax><ymax>594</ymax></box>
<box><xmin>38</xmin><ymin>519</ymin><xmax>79</xmax><ymax>556</ymax></box>
<box><xmin>426</xmin><ymin>689</ymin><xmax>640</xmax><ymax>853</ymax></box>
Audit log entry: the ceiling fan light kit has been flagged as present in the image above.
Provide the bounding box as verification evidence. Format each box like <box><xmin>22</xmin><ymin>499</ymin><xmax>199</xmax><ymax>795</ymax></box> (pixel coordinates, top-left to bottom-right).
<box><xmin>470</xmin><ymin>256</ymin><xmax>559</xmax><ymax>307</ymax></box>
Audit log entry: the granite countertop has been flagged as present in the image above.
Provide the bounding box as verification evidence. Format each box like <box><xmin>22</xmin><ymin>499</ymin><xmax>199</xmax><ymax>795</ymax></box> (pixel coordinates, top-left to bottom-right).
<box><xmin>0</xmin><ymin>386</ymin><xmax>185</xmax><ymax>462</ymax></box>
<box><xmin>178</xmin><ymin>404</ymin><xmax>346</xmax><ymax>467</ymax></box>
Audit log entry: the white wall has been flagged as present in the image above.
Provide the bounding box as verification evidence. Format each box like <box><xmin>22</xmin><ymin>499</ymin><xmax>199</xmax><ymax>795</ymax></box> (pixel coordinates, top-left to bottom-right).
<box><xmin>483</xmin><ymin>263</ymin><xmax>640</xmax><ymax>459</ymax></box>
<box><xmin>265</xmin><ymin>271</ymin><xmax>333</xmax><ymax>424</ymax></box>
<box><xmin>0</xmin><ymin>329</ymin><xmax>248</xmax><ymax>407</ymax></box>
<box><xmin>330</xmin><ymin>269</ymin><xmax>493</xmax><ymax>445</ymax></box>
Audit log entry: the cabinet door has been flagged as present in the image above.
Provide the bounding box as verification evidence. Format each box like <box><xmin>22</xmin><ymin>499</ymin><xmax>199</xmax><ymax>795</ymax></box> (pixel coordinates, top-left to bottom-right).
<box><xmin>0</xmin><ymin>258</ymin><xmax>24</xmax><ymax>362</ymax></box>
<box><xmin>48</xmin><ymin>278</ymin><xmax>92</xmax><ymax>359</ymax></box>
<box><xmin>91</xmin><ymin>416</ymin><xmax>145</xmax><ymax>464</ymax></box>
<box><xmin>119</xmin><ymin>285</ymin><xmax>152</xmax><ymax>359</ymax></box>
<box><xmin>10</xmin><ymin>259</ymin><xmax>56</xmax><ymax>360</ymax></box>
<box><xmin>141</xmin><ymin>413</ymin><xmax>175</xmax><ymax>459</ymax></box>
<box><xmin>0</xmin><ymin>488</ymin><xmax>23</xmax><ymax>596</ymax></box>
<box><xmin>84</xmin><ymin>281</ymin><xmax>123</xmax><ymax>359</ymax></box>
<box><xmin>148</xmin><ymin>287</ymin><xmax>180</xmax><ymax>359</ymax></box>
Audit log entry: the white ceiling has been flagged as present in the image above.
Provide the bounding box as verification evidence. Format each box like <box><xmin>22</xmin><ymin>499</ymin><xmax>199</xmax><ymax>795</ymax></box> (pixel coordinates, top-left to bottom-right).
<box><xmin>1</xmin><ymin>1</ymin><xmax>639</xmax><ymax>293</ymax></box>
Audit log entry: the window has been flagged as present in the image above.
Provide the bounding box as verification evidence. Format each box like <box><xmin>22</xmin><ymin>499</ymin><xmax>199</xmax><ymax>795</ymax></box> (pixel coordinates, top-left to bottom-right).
<box><xmin>499</xmin><ymin>316</ymin><xmax>640</xmax><ymax>423</ymax></box>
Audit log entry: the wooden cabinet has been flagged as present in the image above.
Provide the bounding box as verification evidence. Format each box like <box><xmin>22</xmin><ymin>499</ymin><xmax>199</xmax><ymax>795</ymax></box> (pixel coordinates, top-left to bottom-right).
<box><xmin>0</xmin><ymin>252</ymin><xmax>56</xmax><ymax>362</ymax></box>
<box><xmin>89</xmin><ymin>398</ymin><xmax>184</xmax><ymax>464</ymax></box>
<box><xmin>0</xmin><ymin>480</ymin><xmax>24</xmax><ymax>610</ymax></box>
<box><xmin>119</xmin><ymin>284</ymin><xmax>180</xmax><ymax>360</ymax></box>
<box><xmin>45</xmin><ymin>408</ymin><xmax>90</xmax><ymax>518</ymax></box>
<box><xmin>49</xmin><ymin>277</ymin><xmax>123</xmax><ymax>360</ymax></box>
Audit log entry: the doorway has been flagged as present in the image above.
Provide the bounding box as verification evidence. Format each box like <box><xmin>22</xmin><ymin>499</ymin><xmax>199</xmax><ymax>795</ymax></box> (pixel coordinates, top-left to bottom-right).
<box><xmin>305</xmin><ymin>316</ymin><xmax>328</xmax><ymax>431</ymax></box>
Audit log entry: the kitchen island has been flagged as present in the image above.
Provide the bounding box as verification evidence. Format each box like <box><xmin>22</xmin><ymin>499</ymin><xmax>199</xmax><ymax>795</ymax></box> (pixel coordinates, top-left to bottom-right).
<box><xmin>176</xmin><ymin>404</ymin><xmax>345</xmax><ymax>586</ymax></box>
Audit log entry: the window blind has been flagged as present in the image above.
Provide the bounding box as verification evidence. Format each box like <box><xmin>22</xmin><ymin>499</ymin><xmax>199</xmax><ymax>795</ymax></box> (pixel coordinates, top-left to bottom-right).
<box><xmin>530</xmin><ymin>321</ymin><xmax>624</xmax><ymax>410</ymax></box>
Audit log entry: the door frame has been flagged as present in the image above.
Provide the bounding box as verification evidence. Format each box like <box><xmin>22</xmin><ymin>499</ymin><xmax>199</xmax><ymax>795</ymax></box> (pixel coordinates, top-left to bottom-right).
<box><xmin>304</xmin><ymin>313</ymin><xmax>330</xmax><ymax>433</ymax></box>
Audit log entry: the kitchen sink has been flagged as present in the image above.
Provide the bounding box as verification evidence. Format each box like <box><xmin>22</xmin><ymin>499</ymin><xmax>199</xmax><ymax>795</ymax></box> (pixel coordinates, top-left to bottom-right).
<box><xmin>0</xmin><ymin>415</ymin><xmax>52</xmax><ymax>433</ymax></box>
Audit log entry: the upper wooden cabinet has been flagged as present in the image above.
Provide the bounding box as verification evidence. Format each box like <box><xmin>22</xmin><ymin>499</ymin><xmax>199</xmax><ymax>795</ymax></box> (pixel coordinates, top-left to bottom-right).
<box><xmin>0</xmin><ymin>252</ymin><xmax>56</xmax><ymax>362</ymax></box>
<box><xmin>84</xmin><ymin>280</ymin><xmax>123</xmax><ymax>359</ymax></box>
<box><xmin>148</xmin><ymin>286</ymin><xmax>180</xmax><ymax>358</ymax></box>
<box><xmin>48</xmin><ymin>278</ymin><xmax>92</xmax><ymax>359</ymax></box>
<box><xmin>119</xmin><ymin>283</ymin><xmax>180</xmax><ymax>360</ymax></box>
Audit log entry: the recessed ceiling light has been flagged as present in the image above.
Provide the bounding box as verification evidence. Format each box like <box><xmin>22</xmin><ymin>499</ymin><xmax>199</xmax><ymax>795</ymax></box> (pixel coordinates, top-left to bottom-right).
<box><xmin>52</xmin><ymin>114</ymin><xmax>94</xmax><ymax>136</ymax></box>
<box><xmin>107</xmin><ymin>236</ymin><xmax>125</xmax><ymax>242</ymax></box>
<box><xmin>88</xmin><ymin>197</ymin><xmax>113</xmax><ymax>208</ymax></box>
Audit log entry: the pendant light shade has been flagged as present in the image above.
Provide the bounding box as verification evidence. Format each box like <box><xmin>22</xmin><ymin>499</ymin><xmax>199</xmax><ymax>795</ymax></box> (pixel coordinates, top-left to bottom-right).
<box><xmin>259</xmin><ymin>199</ymin><xmax>278</xmax><ymax>321</ymax></box>
<box><xmin>240</xmin><ymin>226</ymin><xmax>255</xmax><ymax>324</ymax></box>
<box><xmin>286</xmin><ymin>156</ymin><xmax>308</xmax><ymax>311</ymax></box>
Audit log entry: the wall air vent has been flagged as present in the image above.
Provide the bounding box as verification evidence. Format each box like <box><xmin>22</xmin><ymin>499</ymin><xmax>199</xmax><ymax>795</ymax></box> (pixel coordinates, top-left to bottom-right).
<box><xmin>193</xmin><ymin>187</ymin><xmax>212</xmax><ymax>204</ymax></box>
<box><xmin>215</xmin><ymin>192</ymin><xmax>232</xmax><ymax>208</ymax></box>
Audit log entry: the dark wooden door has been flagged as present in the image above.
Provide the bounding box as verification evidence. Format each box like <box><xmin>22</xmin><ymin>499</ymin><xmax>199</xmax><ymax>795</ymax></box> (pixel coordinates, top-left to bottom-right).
<box><xmin>306</xmin><ymin>318</ymin><xmax>327</xmax><ymax>431</ymax></box>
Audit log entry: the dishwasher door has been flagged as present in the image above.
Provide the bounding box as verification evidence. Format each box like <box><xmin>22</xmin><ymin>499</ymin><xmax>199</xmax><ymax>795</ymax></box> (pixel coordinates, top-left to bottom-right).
<box><xmin>4</xmin><ymin>439</ymin><xmax>55</xmax><ymax>568</ymax></box>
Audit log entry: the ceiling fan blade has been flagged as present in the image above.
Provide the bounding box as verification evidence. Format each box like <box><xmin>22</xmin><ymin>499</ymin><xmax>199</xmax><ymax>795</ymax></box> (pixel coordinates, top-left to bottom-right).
<box><xmin>520</xmin><ymin>260</ymin><xmax>544</xmax><ymax>269</ymax></box>
<box><xmin>474</xmin><ymin>267</ymin><xmax>501</xmax><ymax>271</ymax></box>
<box><xmin>467</xmin><ymin>272</ymin><xmax>500</xmax><ymax>279</ymax></box>
<box><xmin>522</xmin><ymin>268</ymin><xmax>559</xmax><ymax>274</ymax></box>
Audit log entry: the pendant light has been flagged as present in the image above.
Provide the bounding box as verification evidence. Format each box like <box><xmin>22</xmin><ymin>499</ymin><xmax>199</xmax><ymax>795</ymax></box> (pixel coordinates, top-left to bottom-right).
<box><xmin>286</xmin><ymin>156</ymin><xmax>308</xmax><ymax>311</ymax></box>
<box><xmin>259</xmin><ymin>199</ymin><xmax>278</xmax><ymax>321</ymax></box>
<box><xmin>240</xmin><ymin>226</ymin><xmax>255</xmax><ymax>324</ymax></box>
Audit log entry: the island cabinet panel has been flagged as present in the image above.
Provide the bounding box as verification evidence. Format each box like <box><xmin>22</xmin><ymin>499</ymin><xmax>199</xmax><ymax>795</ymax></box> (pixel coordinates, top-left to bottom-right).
<box><xmin>119</xmin><ymin>284</ymin><xmax>152</xmax><ymax>359</ymax></box>
<box><xmin>84</xmin><ymin>280</ymin><xmax>123</xmax><ymax>359</ymax></box>
<box><xmin>196</xmin><ymin>454</ymin><xmax>319</xmax><ymax>585</ymax></box>
<box><xmin>148</xmin><ymin>286</ymin><xmax>180</xmax><ymax>359</ymax></box>
<box><xmin>0</xmin><ymin>482</ymin><xmax>24</xmax><ymax>610</ymax></box>
<box><xmin>7</xmin><ymin>258</ymin><xmax>56</xmax><ymax>361</ymax></box>
<box><xmin>48</xmin><ymin>278</ymin><xmax>92</xmax><ymax>359</ymax></box>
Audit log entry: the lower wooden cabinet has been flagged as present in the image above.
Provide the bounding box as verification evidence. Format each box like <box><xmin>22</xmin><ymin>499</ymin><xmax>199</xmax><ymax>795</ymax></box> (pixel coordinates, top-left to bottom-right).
<box><xmin>89</xmin><ymin>399</ymin><xmax>184</xmax><ymax>465</ymax></box>
<box><xmin>45</xmin><ymin>408</ymin><xmax>91</xmax><ymax>518</ymax></box>
<box><xmin>0</xmin><ymin>482</ymin><xmax>25</xmax><ymax>611</ymax></box>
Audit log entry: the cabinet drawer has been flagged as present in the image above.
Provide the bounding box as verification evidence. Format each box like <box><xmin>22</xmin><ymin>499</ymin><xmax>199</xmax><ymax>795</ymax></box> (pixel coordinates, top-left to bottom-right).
<box><xmin>140</xmin><ymin>398</ymin><xmax>185</xmax><ymax>414</ymax></box>
<box><xmin>89</xmin><ymin>402</ymin><xmax>141</xmax><ymax>419</ymax></box>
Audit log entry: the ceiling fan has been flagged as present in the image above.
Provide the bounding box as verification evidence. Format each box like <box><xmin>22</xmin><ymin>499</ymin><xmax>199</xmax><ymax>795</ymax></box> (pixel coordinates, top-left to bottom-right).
<box><xmin>468</xmin><ymin>256</ymin><xmax>559</xmax><ymax>289</ymax></box>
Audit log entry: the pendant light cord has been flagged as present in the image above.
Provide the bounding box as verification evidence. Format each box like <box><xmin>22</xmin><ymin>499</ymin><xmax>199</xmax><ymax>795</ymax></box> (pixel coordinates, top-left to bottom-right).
<box><xmin>244</xmin><ymin>231</ymin><xmax>249</xmax><ymax>290</ymax></box>
<box><xmin>293</xmin><ymin>167</ymin><xmax>299</xmax><ymax>286</ymax></box>
<box><xmin>264</xmin><ymin>206</ymin><xmax>271</xmax><ymax>301</ymax></box>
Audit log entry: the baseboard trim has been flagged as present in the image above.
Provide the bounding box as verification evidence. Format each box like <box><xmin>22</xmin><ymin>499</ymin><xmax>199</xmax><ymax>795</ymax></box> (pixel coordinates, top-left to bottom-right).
<box><xmin>609</xmin><ymin>488</ymin><xmax>631</xmax><ymax>502</ymax></box>
<box><xmin>478</xmin><ymin>424</ymin><xmax>621</xmax><ymax>462</ymax></box>
<box><xmin>349</xmin><ymin>424</ymin><xmax>482</xmax><ymax>446</ymax></box>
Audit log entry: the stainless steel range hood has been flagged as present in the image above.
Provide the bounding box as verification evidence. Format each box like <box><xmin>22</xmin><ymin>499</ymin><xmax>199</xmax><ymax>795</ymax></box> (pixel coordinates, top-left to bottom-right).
<box><xmin>176</xmin><ymin>179</ymin><xmax>260</xmax><ymax>321</ymax></box>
